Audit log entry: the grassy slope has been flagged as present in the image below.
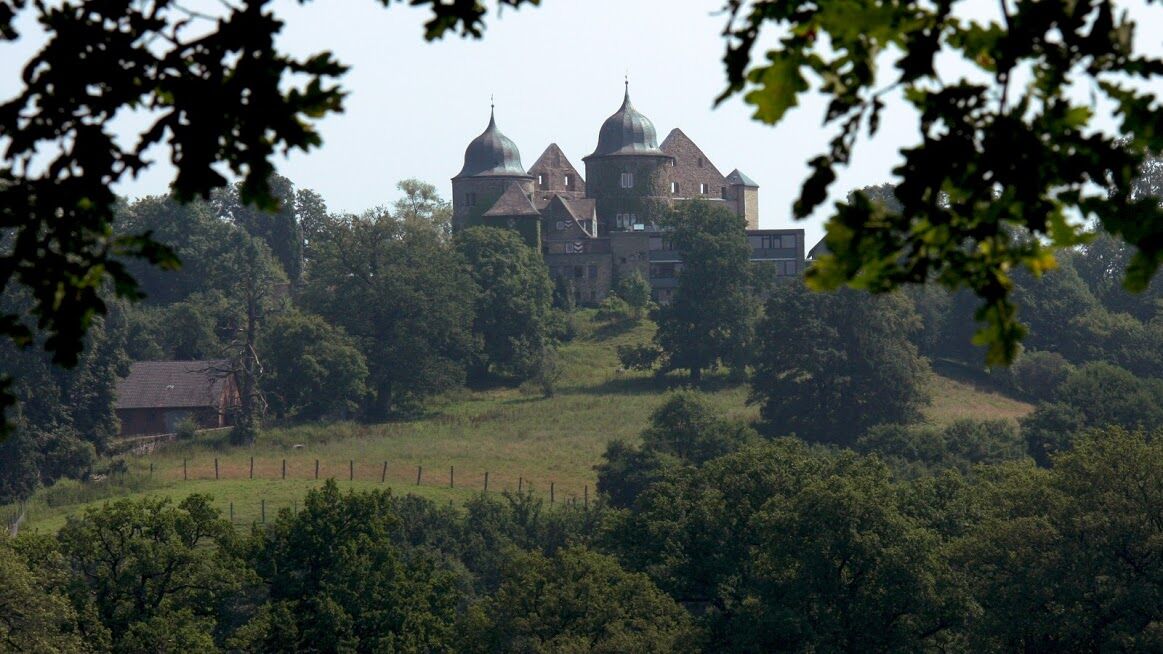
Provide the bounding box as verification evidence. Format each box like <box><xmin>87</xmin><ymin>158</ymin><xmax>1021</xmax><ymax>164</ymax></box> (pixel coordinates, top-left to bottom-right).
<box><xmin>9</xmin><ymin>317</ymin><xmax>1031</xmax><ymax>534</ymax></box>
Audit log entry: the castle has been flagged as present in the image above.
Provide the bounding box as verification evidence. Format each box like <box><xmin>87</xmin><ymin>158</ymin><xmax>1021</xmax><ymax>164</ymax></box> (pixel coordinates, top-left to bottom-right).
<box><xmin>451</xmin><ymin>83</ymin><xmax>805</xmax><ymax>305</ymax></box>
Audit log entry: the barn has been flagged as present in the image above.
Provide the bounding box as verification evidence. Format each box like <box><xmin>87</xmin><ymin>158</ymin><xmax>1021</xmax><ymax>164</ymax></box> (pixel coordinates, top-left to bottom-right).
<box><xmin>114</xmin><ymin>360</ymin><xmax>239</xmax><ymax>436</ymax></box>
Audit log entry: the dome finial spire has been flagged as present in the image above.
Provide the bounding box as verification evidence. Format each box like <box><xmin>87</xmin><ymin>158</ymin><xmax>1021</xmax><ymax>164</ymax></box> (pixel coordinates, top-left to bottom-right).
<box><xmin>624</xmin><ymin>71</ymin><xmax>629</xmax><ymax>102</ymax></box>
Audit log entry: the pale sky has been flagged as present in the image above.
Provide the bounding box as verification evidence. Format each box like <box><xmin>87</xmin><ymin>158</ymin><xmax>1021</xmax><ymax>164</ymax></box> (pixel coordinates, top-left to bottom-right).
<box><xmin>3</xmin><ymin>1</ymin><xmax>1161</xmax><ymax>248</ymax></box>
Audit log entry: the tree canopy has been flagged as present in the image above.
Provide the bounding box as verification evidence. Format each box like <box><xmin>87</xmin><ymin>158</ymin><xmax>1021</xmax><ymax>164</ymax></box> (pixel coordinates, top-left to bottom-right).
<box><xmin>718</xmin><ymin>0</ymin><xmax>1163</xmax><ymax>364</ymax></box>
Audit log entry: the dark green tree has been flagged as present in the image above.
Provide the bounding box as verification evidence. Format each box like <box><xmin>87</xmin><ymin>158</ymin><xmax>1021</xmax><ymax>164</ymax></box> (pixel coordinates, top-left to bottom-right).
<box><xmin>260</xmin><ymin>310</ymin><xmax>368</xmax><ymax>422</ymax></box>
<box><xmin>238</xmin><ymin>480</ymin><xmax>462</xmax><ymax>653</ymax></box>
<box><xmin>56</xmin><ymin>495</ymin><xmax>249</xmax><ymax>651</ymax></box>
<box><xmin>0</xmin><ymin>539</ymin><xmax>90</xmax><ymax>653</ymax></box>
<box><xmin>455</xmin><ymin>226</ymin><xmax>554</xmax><ymax>382</ymax></box>
<box><xmin>461</xmin><ymin>546</ymin><xmax>696</xmax><ymax>654</ymax></box>
<box><xmin>654</xmin><ymin>200</ymin><xmax>757</xmax><ymax>383</ymax></box>
<box><xmin>750</xmin><ymin>282</ymin><xmax>930</xmax><ymax>445</ymax></box>
<box><xmin>213</xmin><ymin>174</ymin><xmax>304</xmax><ymax>284</ymax></box>
<box><xmin>303</xmin><ymin>209</ymin><xmax>477</xmax><ymax>418</ymax></box>
<box><xmin>615</xmin><ymin>270</ymin><xmax>654</xmax><ymax>321</ymax></box>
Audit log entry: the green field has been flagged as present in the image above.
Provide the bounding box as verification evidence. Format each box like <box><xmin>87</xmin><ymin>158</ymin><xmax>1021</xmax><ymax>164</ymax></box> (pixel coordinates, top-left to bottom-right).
<box><xmin>5</xmin><ymin>316</ymin><xmax>1032</xmax><ymax>535</ymax></box>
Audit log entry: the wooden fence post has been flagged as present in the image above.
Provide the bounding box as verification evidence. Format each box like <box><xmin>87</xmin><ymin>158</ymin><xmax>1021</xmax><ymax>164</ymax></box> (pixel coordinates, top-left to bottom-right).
<box><xmin>550</xmin><ymin>482</ymin><xmax>555</xmax><ymax>505</ymax></box>
<box><xmin>282</xmin><ymin>459</ymin><xmax>286</xmax><ymax>480</ymax></box>
<box><xmin>214</xmin><ymin>458</ymin><xmax>219</xmax><ymax>480</ymax></box>
<box><xmin>249</xmin><ymin>456</ymin><xmax>254</xmax><ymax>479</ymax></box>
<box><xmin>183</xmin><ymin>458</ymin><xmax>187</xmax><ymax>480</ymax></box>
<box><xmin>518</xmin><ymin>477</ymin><xmax>523</xmax><ymax>492</ymax></box>
<box><xmin>584</xmin><ymin>484</ymin><xmax>589</xmax><ymax>509</ymax></box>
<box><xmin>315</xmin><ymin>459</ymin><xmax>320</xmax><ymax>480</ymax></box>
<box><xmin>350</xmin><ymin>460</ymin><xmax>354</xmax><ymax>481</ymax></box>
<box><xmin>450</xmin><ymin>466</ymin><xmax>454</xmax><ymax>488</ymax></box>
<box><xmin>484</xmin><ymin>471</ymin><xmax>489</xmax><ymax>493</ymax></box>
<box><xmin>416</xmin><ymin>466</ymin><xmax>422</xmax><ymax>485</ymax></box>
<box><xmin>381</xmin><ymin>461</ymin><xmax>387</xmax><ymax>483</ymax></box>
<box><xmin>261</xmin><ymin>499</ymin><xmax>265</xmax><ymax>524</ymax></box>
<box><xmin>229</xmin><ymin>502</ymin><xmax>234</xmax><ymax>523</ymax></box>
<box><xmin>149</xmin><ymin>462</ymin><xmax>154</xmax><ymax>478</ymax></box>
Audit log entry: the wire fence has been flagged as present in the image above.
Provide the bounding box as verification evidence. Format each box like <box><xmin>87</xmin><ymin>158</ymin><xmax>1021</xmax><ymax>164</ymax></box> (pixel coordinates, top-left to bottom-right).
<box><xmin>2</xmin><ymin>457</ymin><xmax>593</xmax><ymax>535</ymax></box>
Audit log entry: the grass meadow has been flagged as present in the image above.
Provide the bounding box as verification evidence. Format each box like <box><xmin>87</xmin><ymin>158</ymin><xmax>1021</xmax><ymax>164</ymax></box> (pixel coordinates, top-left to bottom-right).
<box><xmin>5</xmin><ymin>313</ymin><xmax>1032</xmax><ymax>534</ymax></box>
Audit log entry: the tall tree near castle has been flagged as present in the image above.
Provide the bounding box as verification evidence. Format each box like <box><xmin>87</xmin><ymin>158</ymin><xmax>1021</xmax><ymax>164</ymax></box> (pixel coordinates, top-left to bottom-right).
<box><xmin>654</xmin><ymin>201</ymin><xmax>757</xmax><ymax>384</ymax></box>
<box><xmin>302</xmin><ymin>208</ymin><xmax>477</xmax><ymax>419</ymax></box>
<box><xmin>456</xmin><ymin>226</ymin><xmax>555</xmax><ymax>382</ymax></box>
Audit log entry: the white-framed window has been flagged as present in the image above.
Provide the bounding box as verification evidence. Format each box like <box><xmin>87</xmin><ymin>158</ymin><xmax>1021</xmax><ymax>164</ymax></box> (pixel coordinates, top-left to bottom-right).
<box><xmin>620</xmin><ymin>172</ymin><xmax>635</xmax><ymax>188</ymax></box>
<box><xmin>564</xmin><ymin>174</ymin><xmax>572</xmax><ymax>189</ymax></box>
<box><xmin>615</xmin><ymin>213</ymin><xmax>638</xmax><ymax>230</ymax></box>
<box><xmin>537</xmin><ymin>174</ymin><xmax>547</xmax><ymax>189</ymax></box>
<box><xmin>699</xmin><ymin>183</ymin><xmax>708</xmax><ymax>194</ymax></box>
<box><xmin>670</xmin><ymin>181</ymin><xmax>679</xmax><ymax>194</ymax></box>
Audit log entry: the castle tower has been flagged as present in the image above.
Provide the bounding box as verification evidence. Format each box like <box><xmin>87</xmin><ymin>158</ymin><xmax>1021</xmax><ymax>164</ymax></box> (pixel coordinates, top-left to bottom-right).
<box><xmin>582</xmin><ymin>83</ymin><xmax>674</xmax><ymax>234</ymax></box>
<box><xmin>726</xmin><ymin>169</ymin><xmax>760</xmax><ymax>230</ymax></box>
<box><xmin>451</xmin><ymin>105</ymin><xmax>535</xmax><ymax>231</ymax></box>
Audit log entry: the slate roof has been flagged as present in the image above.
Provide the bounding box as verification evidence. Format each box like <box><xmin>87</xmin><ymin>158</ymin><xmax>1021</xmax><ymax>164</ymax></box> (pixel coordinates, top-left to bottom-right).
<box><xmin>726</xmin><ymin>168</ymin><xmax>759</xmax><ymax>187</ymax></box>
<box><xmin>483</xmin><ymin>182</ymin><xmax>541</xmax><ymax>217</ymax></box>
<box><xmin>115</xmin><ymin>360</ymin><xmax>231</xmax><ymax>410</ymax></box>
<box><xmin>455</xmin><ymin>108</ymin><xmax>530</xmax><ymax>179</ymax></box>
<box><xmin>587</xmin><ymin>85</ymin><xmax>666</xmax><ymax>159</ymax></box>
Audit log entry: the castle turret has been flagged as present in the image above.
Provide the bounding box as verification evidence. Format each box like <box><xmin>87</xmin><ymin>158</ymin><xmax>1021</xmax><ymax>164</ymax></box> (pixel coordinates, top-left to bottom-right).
<box><xmin>451</xmin><ymin>106</ymin><xmax>535</xmax><ymax>231</ymax></box>
<box><xmin>582</xmin><ymin>83</ymin><xmax>673</xmax><ymax>234</ymax></box>
<box><xmin>726</xmin><ymin>169</ymin><xmax>760</xmax><ymax>230</ymax></box>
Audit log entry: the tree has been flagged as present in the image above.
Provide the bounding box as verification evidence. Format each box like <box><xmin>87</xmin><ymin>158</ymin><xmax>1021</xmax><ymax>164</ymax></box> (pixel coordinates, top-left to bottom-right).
<box><xmin>260</xmin><ymin>310</ymin><xmax>368</xmax><ymax>422</ymax></box>
<box><xmin>719</xmin><ymin>1</ymin><xmax>1163</xmax><ymax>365</ymax></box>
<box><xmin>0</xmin><ymin>0</ymin><xmax>539</xmax><ymax>435</ymax></box>
<box><xmin>238</xmin><ymin>480</ymin><xmax>462</xmax><ymax>653</ymax></box>
<box><xmin>751</xmin><ymin>282</ymin><xmax>930</xmax><ymax>445</ymax></box>
<box><xmin>735</xmin><ymin>463</ymin><xmax>965</xmax><ymax>652</ymax></box>
<box><xmin>461</xmin><ymin>546</ymin><xmax>696</xmax><ymax>654</ymax></box>
<box><xmin>0</xmin><ymin>539</ymin><xmax>90</xmax><ymax>653</ymax></box>
<box><xmin>213</xmin><ymin>175</ymin><xmax>305</xmax><ymax>284</ymax></box>
<box><xmin>302</xmin><ymin>209</ymin><xmax>477</xmax><ymax>418</ymax></box>
<box><xmin>654</xmin><ymin>200</ymin><xmax>757</xmax><ymax>383</ymax></box>
<box><xmin>954</xmin><ymin>429</ymin><xmax>1163</xmax><ymax>650</ymax></box>
<box><xmin>213</xmin><ymin>232</ymin><xmax>288</xmax><ymax>443</ymax></box>
<box><xmin>56</xmin><ymin>495</ymin><xmax>249</xmax><ymax>651</ymax></box>
<box><xmin>615</xmin><ymin>270</ymin><xmax>654</xmax><ymax>321</ymax></box>
<box><xmin>392</xmin><ymin>179</ymin><xmax>453</xmax><ymax>240</ymax></box>
<box><xmin>455</xmin><ymin>226</ymin><xmax>554</xmax><ymax>382</ymax></box>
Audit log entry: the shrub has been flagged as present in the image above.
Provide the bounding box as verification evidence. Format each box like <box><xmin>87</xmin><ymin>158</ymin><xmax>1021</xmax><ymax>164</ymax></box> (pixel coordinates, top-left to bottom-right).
<box><xmin>1011</xmin><ymin>350</ymin><xmax>1072</xmax><ymax>401</ymax></box>
<box><xmin>175</xmin><ymin>416</ymin><xmax>199</xmax><ymax>440</ymax></box>
<box><xmin>617</xmin><ymin>343</ymin><xmax>662</xmax><ymax>371</ymax></box>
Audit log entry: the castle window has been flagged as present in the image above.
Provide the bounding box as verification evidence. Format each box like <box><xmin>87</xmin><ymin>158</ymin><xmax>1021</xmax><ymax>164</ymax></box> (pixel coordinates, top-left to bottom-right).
<box><xmin>620</xmin><ymin>172</ymin><xmax>635</xmax><ymax>188</ymax></box>
<box><xmin>699</xmin><ymin>183</ymin><xmax>708</xmax><ymax>194</ymax></box>
<box><xmin>574</xmin><ymin>266</ymin><xmax>584</xmax><ymax>278</ymax></box>
<box><xmin>697</xmin><ymin>157</ymin><xmax>704</xmax><ymax>168</ymax></box>
<box><xmin>720</xmin><ymin>186</ymin><xmax>728</xmax><ymax>199</ymax></box>
<box><xmin>538</xmin><ymin>174</ymin><xmax>547</xmax><ymax>189</ymax></box>
<box><xmin>588</xmin><ymin>264</ymin><xmax>598</xmax><ymax>279</ymax></box>
<box><xmin>466</xmin><ymin>192</ymin><xmax>477</xmax><ymax>207</ymax></box>
<box><xmin>670</xmin><ymin>181</ymin><xmax>679</xmax><ymax>194</ymax></box>
<box><xmin>564</xmin><ymin>174</ymin><xmax>572</xmax><ymax>189</ymax></box>
<box><xmin>782</xmin><ymin>234</ymin><xmax>798</xmax><ymax>249</ymax></box>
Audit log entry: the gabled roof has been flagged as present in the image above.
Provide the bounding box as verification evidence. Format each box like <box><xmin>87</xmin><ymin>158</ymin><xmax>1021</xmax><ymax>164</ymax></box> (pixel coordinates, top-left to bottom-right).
<box><xmin>726</xmin><ymin>168</ymin><xmax>759</xmax><ymax>187</ymax></box>
<box><xmin>660</xmin><ymin>128</ymin><xmax>727</xmax><ymax>178</ymax></box>
<box><xmin>483</xmin><ymin>182</ymin><xmax>541</xmax><ymax>217</ymax></box>
<box><xmin>546</xmin><ymin>196</ymin><xmax>597</xmax><ymax>237</ymax></box>
<box><xmin>528</xmin><ymin>144</ymin><xmax>583</xmax><ymax>179</ymax></box>
<box><xmin>115</xmin><ymin>360</ymin><xmax>231</xmax><ymax>410</ymax></box>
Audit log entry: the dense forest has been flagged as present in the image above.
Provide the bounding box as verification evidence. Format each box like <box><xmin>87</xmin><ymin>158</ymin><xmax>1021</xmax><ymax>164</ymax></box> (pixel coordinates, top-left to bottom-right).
<box><xmin>4</xmin><ymin>176</ymin><xmax>1163</xmax><ymax>651</ymax></box>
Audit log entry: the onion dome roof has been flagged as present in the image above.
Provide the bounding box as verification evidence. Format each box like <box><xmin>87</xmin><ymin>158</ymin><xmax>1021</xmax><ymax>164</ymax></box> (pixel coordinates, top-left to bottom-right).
<box><xmin>587</xmin><ymin>83</ymin><xmax>665</xmax><ymax>158</ymax></box>
<box><xmin>456</xmin><ymin>106</ymin><xmax>529</xmax><ymax>178</ymax></box>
